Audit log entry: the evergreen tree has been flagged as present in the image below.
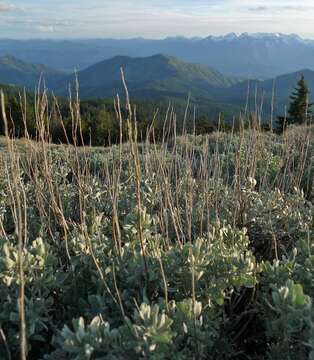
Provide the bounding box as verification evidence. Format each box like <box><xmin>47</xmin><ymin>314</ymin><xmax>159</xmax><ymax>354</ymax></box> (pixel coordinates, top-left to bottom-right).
<box><xmin>276</xmin><ymin>75</ymin><xmax>312</xmax><ymax>132</ymax></box>
<box><xmin>276</xmin><ymin>115</ymin><xmax>288</xmax><ymax>133</ymax></box>
<box><xmin>288</xmin><ymin>75</ymin><xmax>312</xmax><ymax>125</ymax></box>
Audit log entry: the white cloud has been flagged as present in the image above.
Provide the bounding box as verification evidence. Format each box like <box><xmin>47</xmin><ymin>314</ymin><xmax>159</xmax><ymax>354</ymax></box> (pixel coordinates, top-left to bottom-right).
<box><xmin>0</xmin><ymin>2</ymin><xmax>16</xmax><ymax>12</ymax></box>
<box><xmin>36</xmin><ymin>24</ymin><xmax>54</xmax><ymax>32</ymax></box>
<box><xmin>1</xmin><ymin>0</ymin><xmax>314</xmax><ymax>39</ymax></box>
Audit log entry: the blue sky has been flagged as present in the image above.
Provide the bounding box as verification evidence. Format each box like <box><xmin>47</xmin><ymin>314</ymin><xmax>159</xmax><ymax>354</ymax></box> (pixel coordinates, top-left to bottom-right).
<box><xmin>0</xmin><ymin>0</ymin><xmax>314</xmax><ymax>39</ymax></box>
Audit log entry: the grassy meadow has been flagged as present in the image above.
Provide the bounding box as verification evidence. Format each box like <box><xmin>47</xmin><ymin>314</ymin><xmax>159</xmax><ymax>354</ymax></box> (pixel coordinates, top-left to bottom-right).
<box><xmin>0</xmin><ymin>89</ymin><xmax>314</xmax><ymax>359</ymax></box>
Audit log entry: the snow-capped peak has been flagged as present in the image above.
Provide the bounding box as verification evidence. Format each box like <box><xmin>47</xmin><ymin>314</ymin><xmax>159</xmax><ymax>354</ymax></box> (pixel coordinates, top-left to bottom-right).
<box><xmin>205</xmin><ymin>32</ymin><xmax>306</xmax><ymax>43</ymax></box>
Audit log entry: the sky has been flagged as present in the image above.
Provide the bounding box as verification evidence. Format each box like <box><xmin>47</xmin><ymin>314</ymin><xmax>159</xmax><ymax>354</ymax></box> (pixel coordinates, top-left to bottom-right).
<box><xmin>0</xmin><ymin>0</ymin><xmax>314</xmax><ymax>39</ymax></box>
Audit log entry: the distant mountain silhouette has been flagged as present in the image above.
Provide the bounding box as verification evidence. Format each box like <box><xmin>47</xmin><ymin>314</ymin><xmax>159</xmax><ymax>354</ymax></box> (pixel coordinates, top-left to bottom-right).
<box><xmin>210</xmin><ymin>69</ymin><xmax>314</xmax><ymax>115</ymax></box>
<box><xmin>0</xmin><ymin>55</ymin><xmax>65</xmax><ymax>88</ymax></box>
<box><xmin>1</xmin><ymin>33</ymin><xmax>314</xmax><ymax>77</ymax></box>
<box><xmin>0</xmin><ymin>54</ymin><xmax>313</xmax><ymax>119</ymax></box>
<box><xmin>58</xmin><ymin>54</ymin><xmax>240</xmax><ymax>99</ymax></box>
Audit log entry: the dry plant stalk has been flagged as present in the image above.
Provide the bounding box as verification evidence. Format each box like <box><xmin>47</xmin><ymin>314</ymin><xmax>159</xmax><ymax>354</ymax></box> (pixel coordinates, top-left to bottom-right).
<box><xmin>1</xmin><ymin>91</ymin><xmax>27</xmax><ymax>360</ymax></box>
<box><xmin>120</xmin><ymin>68</ymin><xmax>149</xmax><ymax>286</ymax></box>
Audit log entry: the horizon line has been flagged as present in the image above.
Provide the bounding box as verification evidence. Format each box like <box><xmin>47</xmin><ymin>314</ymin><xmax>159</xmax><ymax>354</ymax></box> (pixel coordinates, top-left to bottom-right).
<box><xmin>0</xmin><ymin>32</ymin><xmax>313</xmax><ymax>42</ymax></box>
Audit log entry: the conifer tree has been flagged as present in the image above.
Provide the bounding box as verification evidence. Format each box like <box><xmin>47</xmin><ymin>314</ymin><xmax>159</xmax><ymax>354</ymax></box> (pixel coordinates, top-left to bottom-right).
<box><xmin>288</xmin><ymin>75</ymin><xmax>312</xmax><ymax>125</ymax></box>
<box><xmin>276</xmin><ymin>75</ymin><xmax>312</xmax><ymax>132</ymax></box>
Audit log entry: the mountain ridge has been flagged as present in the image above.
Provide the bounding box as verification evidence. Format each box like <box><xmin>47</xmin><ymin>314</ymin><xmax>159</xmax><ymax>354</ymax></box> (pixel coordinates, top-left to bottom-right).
<box><xmin>1</xmin><ymin>33</ymin><xmax>314</xmax><ymax>77</ymax></box>
<box><xmin>57</xmin><ymin>54</ymin><xmax>241</xmax><ymax>99</ymax></box>
<box><xmin>0</xmin><ymin>55</ymin><xmax>65</xmax><ymax>88</ymax></box>
<box><xmin>0</xmin><ymin>54</ymin><xmax>314</xmax><ymax>119</ymax></box>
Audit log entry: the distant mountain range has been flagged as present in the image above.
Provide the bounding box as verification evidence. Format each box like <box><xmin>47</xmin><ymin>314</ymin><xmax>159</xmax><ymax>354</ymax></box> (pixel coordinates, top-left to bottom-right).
<box><xmin>58</xmin><ymin>54</ymin><xmax>240</xmax><ymax>99</ymax></box>
<box><xmin>0</xmin><ymin>55</ymin><xmax>65</xmax><ymax>88</ymax></box>
<box><xmin>1</xmin><ymin>33</ymin><xmax>314</xmax><ymax>78</ymax></box>
<box><xmin>0</xmin><ymin>53</ymin><xmax>313</xmax><ymax>119</ymax></box>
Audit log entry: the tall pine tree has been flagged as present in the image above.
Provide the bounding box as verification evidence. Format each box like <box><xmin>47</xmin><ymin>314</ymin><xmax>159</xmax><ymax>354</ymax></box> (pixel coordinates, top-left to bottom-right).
<box><xmin>277</xmin><ymin>74</ymin><xmax>312</xmax><ymax>132</ymax></box>
<box><xmin>288</xmin><ymin>75</ymin><xmax>312</xmax><ymax>124</ymax></box>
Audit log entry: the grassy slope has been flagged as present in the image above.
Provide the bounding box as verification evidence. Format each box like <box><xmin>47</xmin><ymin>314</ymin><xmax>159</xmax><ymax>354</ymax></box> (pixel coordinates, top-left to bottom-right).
<box><xmin>0</xmin><ymin>125</ymin><xmax>314</xmax><ymax>359</ymax></box>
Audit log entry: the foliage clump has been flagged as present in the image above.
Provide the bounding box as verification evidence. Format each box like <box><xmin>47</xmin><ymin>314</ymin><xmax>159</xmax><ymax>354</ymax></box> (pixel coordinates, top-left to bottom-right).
<box><xmin>0</xmin><ymin>97</ymin><xmax>314</xmax><ymax>359</ymax></box>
